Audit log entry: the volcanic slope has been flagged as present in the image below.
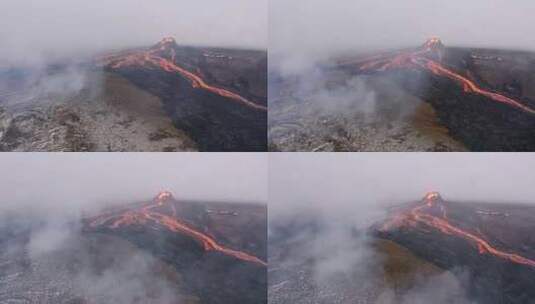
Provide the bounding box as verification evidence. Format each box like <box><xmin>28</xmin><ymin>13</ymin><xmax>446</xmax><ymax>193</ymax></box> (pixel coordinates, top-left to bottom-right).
<box><xmin>341</xmin><ymin>38</ymin><xmax>535</xmax><ymax>151</ymax></box>
<box><xmin>376</xmin><ymin>192</ymin><xmax>535</xmax><ymax>303</ymax></box>
<box><xmin>268</xmin><ymin>212</ymin><xmax>469</xmax><ymax>304</ymax></box>
<box><xmin>0</xmin><ymin>37</ymin><xmax>267</xmax><ymax>151</ymax></box>
<box><xmin>84</xmin><ymin>191</ymin><xmax>267</xmax><ymax>304</ymax></box>
<box><xmin>101</xmin><ymin>37</ymin><xmax>267</xmax><ymax>151</ymax></box>
<box><xmin>0</xmin><ymin>192</ymin><xmax>267</xmax><ymax>304</ymax></box>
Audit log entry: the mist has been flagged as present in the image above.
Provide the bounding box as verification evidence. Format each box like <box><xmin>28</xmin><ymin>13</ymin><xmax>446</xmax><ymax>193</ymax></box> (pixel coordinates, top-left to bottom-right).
<box><xmin>270</xmin><ymin>0</ymin><xmax>535</xmax><ymax>72</ymax></box>
<box><xmin>270</xmin><ymin>153</ymin><xmax>535</xmax><ymax>216</ymax></box>
<box><xmin>0</xmin><ymin>0</ymin><xmax>267</xmax><ymax>67</ymax></box>
<box><xmin>0</xmin><ymin>152</ymin><xmax>267</xmax><ymax>216</ymax></box>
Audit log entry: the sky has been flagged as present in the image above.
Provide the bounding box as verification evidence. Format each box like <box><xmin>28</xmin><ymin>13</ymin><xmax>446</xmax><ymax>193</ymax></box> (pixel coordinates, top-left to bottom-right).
<box><xmin>0</xmin><ymin>153</ymin><xmax>267</xmax><ymax>214</ymax></box>
<box><xmin>270</xmin><ymin>0</ymin><xmax>535</xmax><ymax>69</ymax></box>
<box><xmin>270</xmin><ymin>153</ymin><xmax>535</xmax><ymax>217</ymax></box>
<box><xmin>0</xmin><ymin>0</ymin><xmax>267</xmax><ymax>65</ymax></box>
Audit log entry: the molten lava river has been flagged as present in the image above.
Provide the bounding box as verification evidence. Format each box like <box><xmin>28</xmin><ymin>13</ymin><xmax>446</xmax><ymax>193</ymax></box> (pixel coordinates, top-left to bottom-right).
<box><xmin>99</xmin><ymin>37</ymin><xmax>267</xmax><ymax>112</ymax></box>
<box><xmin>352</xmin><ymin>38</ymin><xmax>535</xmax><ymax>115</ymax></box>
<box><xmin>86</xmin><ymin>191</ymin><xmax>266</xmax><ymax>267</ymax></box>
<box><xmin>380</xmin><ymin>192</ymin><xmax>535</xmax><ymax>268</ymax></box>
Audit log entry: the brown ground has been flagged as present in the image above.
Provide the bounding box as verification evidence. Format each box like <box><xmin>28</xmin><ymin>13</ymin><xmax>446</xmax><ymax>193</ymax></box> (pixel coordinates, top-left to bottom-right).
<box><xmin>268</xmin><ymin>75</ymin><xmax>467</xmax><ymax>152</ymax></box>
<box><xmin>269</xmin><ymin>235</ymin><xmax>461</xmax><ymax>304</ymax></box>
<box><xmin>0</xmin><ymin>72</ymin><xmax>197</xmax><ymax>151</ymax></box>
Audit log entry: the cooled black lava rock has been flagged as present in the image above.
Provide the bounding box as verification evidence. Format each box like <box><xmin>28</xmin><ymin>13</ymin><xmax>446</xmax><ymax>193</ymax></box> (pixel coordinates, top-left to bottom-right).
<box><xmin>107</xmin><ymin>39</ymin><xmax>267</xmax><ymax>152</ymax></box>
<box><xmin>375</xmin><ymin>197</ymin><xmax>535</xmax><ymax>303</ymax></box>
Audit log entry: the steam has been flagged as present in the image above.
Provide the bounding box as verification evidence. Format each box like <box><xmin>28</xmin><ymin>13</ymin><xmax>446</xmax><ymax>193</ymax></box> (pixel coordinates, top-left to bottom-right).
<box><xmin>310</xmin><ymin>225</ymin><xmax>376</xmax><ymax>282</ymax></box>
<box><xmin>292</xmin><ymin>69</ymin><xmax>378</xmax><ymax>117</ymax></box>
<box><xmin>72</xmin><ymin>247</ymin><xmax>182</xmax><ymax>304</ymax></box>
<box><xmin>0</xmin><ymin>63</ymin><xmax>100</xmax><ymax>109</ymax></box>
<box><xmin>21</xmin><ymin>219</ymin><xmax>186</xmax><ymax>303</ymax></box>
<box><xmin>33</xmin><ymin>66</ymin><xmax>90</xmax><ymax>97</ymax></box>
<box><xmin>28</xmin><ymin>220</ymin><xmax>74</xmax><ymax>257</ymax></box>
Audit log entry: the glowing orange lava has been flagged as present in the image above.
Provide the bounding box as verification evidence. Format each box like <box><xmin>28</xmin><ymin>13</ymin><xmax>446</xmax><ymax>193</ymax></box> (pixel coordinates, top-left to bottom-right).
<box><xmin>356</xmin><ymin>38</ymin><xmax>535</xmax><ymax>115</ymax></box>
<box><xmin>87</xmin><ymin>191</ymin><xmax>267</xmax><ymax>267</ymax></box>
<box><xmin>381</xmin><ymin>192</ymin><xmax>535</xmax><ymax>268</ymax></box>
<box><xmin>100</xmin><ymin>37</ymin><xmax>267</xmax><ymax>112</ymax></box>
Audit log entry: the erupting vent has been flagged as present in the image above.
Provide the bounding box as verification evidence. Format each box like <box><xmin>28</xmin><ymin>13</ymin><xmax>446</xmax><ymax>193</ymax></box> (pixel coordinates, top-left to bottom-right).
<box><xmin>423</xmin><ymin>191</ymin><xmax>443</xmax><ymax>206</ymax></box>
<box><xmin>157</xmin><ymin>37</ymin><xmax>177</xmax><ymax>47</ymax></box>
<box><xmin>421</xmin><ymin>37</ymin><xmax>444</xmax><ymax>52</ymax></box>
<box><xmin>155</xmin><ymin>190</ymin><xmax>173</xmax><ymax>203</ymax></box>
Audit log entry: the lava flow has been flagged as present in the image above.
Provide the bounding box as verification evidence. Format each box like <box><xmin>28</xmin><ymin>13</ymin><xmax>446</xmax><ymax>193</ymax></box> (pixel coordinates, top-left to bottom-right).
<box><xmin>87</xmin><ymin>191</ymin><xmax>267</xmax><ymax>267</ymax></box>
<box><xmin>100</xmin><ymin>37</ymin><xmax>267</xmax><ymax>112</ymax></box>
<box><xmin>354</xmin><ymin>38</ymin><xmax>535</xmax><ymax>115</ymax></box>
<box><xmin>381</xmin><ymin>191</ymin><xmax>535</xmax><ymax>268</ymax></box>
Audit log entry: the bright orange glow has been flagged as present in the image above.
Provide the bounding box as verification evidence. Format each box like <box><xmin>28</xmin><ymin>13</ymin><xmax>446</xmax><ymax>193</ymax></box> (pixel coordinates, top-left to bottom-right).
<box><xmin>156</xmin><ymin>191</ymin><xmax>173</xmax><ymax>203</ymax></box>
<box><xmin>99</xmin><ymin>38</ymin><xmax>267</xmax><ymax>112</ymax></box>
<box><xmin>87</xmin><ymin>191</ymin><xmax>266</xmax><ymax>267</ymax></box>
<box><xmin>357</xmin><ymin>38</ymin><xmax>535</xmax><ymax>115</ymax></box>
<box><xmin>381</xmin><ymin>192</ymin><xmax>535</xmax><ymax>268</ymax></box>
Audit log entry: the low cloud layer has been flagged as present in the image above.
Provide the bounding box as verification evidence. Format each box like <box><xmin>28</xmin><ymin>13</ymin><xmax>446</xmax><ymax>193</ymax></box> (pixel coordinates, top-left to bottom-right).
<box><xmin>271</xmin><ymin>0</ymin><xmax>535</xmax><ymax>69</ymax></box>
<box><xmin>0</xmin><ymin>153</ymin><xmax>267</xmax><ymax>215</ymax></box>
<box><xmin>0</xmin><ymin>0</ymin><xmax>267</xmax><ymax>66</ymax></box>
<box><xmin>270</xmin><ymin>153</ymin><xmax>535</xmax><ymax>216</ymax></box>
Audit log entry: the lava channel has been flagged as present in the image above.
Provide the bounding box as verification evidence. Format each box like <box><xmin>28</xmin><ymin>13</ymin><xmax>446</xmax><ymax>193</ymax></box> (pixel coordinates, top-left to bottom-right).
<box><xmin>353</xmin><ymin>38</ymin><xmax>535</xmax><ymax>115</ymax></box>
<box><xmin>87</xmin><ymin>191</ymin><xmax>267</xmax><ymax>267</ymax></box>
<box><xmin>100</xmin><ymin>37</ymin><xmax>267</xmax><ymax>112</ymax></box>
<box><xmin>381</xmin><ymin>192</ymin><xmax>535</xmax><ymax>268</ymax></box>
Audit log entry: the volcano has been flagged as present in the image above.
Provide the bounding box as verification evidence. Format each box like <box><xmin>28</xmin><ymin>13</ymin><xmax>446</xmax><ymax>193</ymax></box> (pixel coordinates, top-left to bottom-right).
<box><xmin>375</xmin><ymin>192</ymin><xmax>535</xmax><ymax>303</ymax></box>
<box><xmin>99</xmin><ymin>37</ymin><xmax>267</xmax><ymax>151</ymax></box>
<box><xmin>0</xmin><ymin>192</ymin><xmax>267</xmax><ymax>304</ymax></box>
<box><xmin>269</xmin><ymin>38</ymin><xmax>535</xmax><ymax>151</ymax></box>
<box><xmin>341</xmin><ymin>38</ymin><xmax>535</xmax><ymax>151</ymax></box>
<box><xmin>0</xmin><ymin>37</ymin><xmax>267</xmax><ymax>152</ymax></box>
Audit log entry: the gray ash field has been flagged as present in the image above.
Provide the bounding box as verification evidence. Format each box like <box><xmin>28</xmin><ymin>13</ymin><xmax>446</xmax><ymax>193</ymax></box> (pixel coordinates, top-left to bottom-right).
<box><xmin>0</xmin><ymin>192</ymin><xmax>267</xmax><ymax>304</ymax></box>
<box><xmin>0</xmin><ymin>38</ymin><xmax>267</xmax><ymax>152</ymax></box>
<box><xmin>269</xmin><ymin>38</ymin><xmax>535</xmax><ymax>151</ymax></box>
